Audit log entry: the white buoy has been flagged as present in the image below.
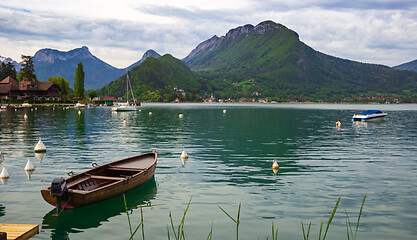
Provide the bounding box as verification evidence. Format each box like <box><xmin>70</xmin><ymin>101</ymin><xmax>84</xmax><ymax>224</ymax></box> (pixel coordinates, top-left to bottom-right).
<box><xmin>179</xmin><ymin>114</ymin><xmax>184</xmax><ymax>118</ymax></box>
<box><xmin>0</xmin><ymin>167</ymin><xmax>10</xmax><ymax>179</ymax></box>
<box><xmin>149</xmin><ymin>112</ymin><xmax>152</xmax><ymax>115</ymax></box>
<box><xmin>180</xmin><ymin>149</ymin><xmax>189</xmax><ymax>159</ymax></box>
<box><xmin>34</xmin><ymin>138</ymin><xmax>47</xmax><ymax>152</ymax></box>
<box><xmin>139</xmin><ymin>109</ymin><xmax>142</xmax><ymax>112</ymax></box>
<box><xmin>272</xmin><ymin>159</ymin><xmax>280</xmax><ymax>169</ymax></box>
<box><xmin>78</xmin><ymin>110</ymin><xmax>81</xmax><ymax>115</ymax></box>
<box><xmin>0</xmin><ymin>151</ymin><xmax>3</xmax><ymax>164</ymax></box>
<box><xmin>24</xmin><ymin>159</ymin><xmax>35</xmax><ymax>171</ymax></box>
<box><xmin>223</xmin><ymin>109</ymin><xmax>226</xmax><ymax>114</ymax></box>
<box><xmin>24</xmin><ymin>113</ymin><xmax>28</xmax><ymax>119</ymax></box>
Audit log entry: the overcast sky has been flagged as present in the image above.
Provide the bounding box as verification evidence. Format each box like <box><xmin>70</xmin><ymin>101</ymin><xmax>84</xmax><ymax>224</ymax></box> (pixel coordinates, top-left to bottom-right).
<box><xmin>0</xmin><ymin>0</ymin><xmax>416</xmax><ymax>68</ymax></box>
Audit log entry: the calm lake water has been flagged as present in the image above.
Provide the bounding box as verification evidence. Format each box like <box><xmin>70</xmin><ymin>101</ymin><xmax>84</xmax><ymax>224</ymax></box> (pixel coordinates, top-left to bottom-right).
<box><xmin>1</xmin><ymin>103</ymin><xmax>416</xmax><ymax>239</ymax></box>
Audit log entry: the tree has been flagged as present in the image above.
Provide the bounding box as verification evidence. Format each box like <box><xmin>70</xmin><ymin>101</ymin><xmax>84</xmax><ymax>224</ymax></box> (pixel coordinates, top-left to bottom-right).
<box><xmin>48</xmin><ymin>76</ymin><xmax>73</xmax><ymax>99</ymax></box>
<box><xmin>20</xmin><ymin>55</ymin><xmax>36</xmax><ymax>80</ymax></box>
<box><xmin>74</xmin><ymin>62</ymin><xmax>85</xmax><ymax>99</ymax></box>
<box><xmin>0</xmin><ymin>61</ymin><xmax>17</xmax><ymax>80</ymax></box>
<box><xmin>87</xmin><ymin>90</ymin><xmax>98</xmax><ymax>100</ymax></box>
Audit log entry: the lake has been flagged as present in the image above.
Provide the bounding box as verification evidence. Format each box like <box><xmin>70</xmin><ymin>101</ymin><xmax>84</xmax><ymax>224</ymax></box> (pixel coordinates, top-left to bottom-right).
<box><xmin>0</xmin><ymin>103</ymin><xmax>416</xmax><ymax>239</ymax></box>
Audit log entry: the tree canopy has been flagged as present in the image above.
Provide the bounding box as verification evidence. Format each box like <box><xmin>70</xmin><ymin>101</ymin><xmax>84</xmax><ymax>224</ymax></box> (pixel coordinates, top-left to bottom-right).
<box><xmin>47</xmin><ymin>75</ymin><xmax>73</xmax><ymax>99</ymax></box>
<box><xmin>73</xmin><ymin>62</ymin><xmax>85</xmax><ymax>99</ymax></box>
<box><xmin>20</xmin><ymin>55</ymin><xmax>37</xmax><ymax>80</ymax></box>
<box><xmin>0</xmin><ymin>61</ymin><xmax>17</xmax><ymax>80</ymax></box>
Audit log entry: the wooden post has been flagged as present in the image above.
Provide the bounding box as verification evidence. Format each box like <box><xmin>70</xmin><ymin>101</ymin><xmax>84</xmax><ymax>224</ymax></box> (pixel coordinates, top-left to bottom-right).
<box><xmin>0</xmin><ymin>232</ymin><xmax>6</xmax><ymax>240</ymax></box>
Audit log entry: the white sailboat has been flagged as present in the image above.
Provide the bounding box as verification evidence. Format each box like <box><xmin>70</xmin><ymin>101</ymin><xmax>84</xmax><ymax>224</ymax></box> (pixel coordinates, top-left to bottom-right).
<box><xmin>112</xmin><ymin>71</ymin><xmax>139</xmax><ymax>112</ymax></box>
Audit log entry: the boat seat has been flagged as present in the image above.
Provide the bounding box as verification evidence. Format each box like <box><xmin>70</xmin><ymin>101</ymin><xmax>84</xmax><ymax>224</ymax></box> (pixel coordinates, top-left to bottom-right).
<box><xmin>107</xmin><ymin>166</ymin><xmax>144</xmax><ymax>171</ymax></box>
<box><xmin>89</xmin><ymin>175</ymin><xmax>125</xmax><ymax>181</ymax></box>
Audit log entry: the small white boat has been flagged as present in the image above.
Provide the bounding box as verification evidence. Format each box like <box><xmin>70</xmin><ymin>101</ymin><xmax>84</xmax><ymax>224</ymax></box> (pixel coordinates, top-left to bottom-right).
<box><xmin>22</xmin><ymin>101</ymin><xmax>32</xmax><ymax>107</ymax></box>
<box><xmin>112</xmin><ymin>71</ymin><xmax>139</xmax><ymax>112</ymax></box>
<box><xmin>112</xmin><ymin>101</ymin><xmax>138</xmax><ymax>112</ymax></box>
<box><xmin>75</xmin><ymin>103</ymin><xmax>86</xmax><ymax>108</ymax></box>
<box><xmin>352</xmin><ymin>110</ymin><xmax>387</xmax><ymax>121</ymax></box>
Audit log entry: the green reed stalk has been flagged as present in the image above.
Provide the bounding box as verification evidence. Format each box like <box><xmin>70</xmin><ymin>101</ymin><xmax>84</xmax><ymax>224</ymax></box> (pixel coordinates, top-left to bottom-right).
<box><xmin>218</xmin><ymin>202</ymin><xmax>241</xmax><ymax>240</ymax></box>
<box><xmin>271</xmin><ymin>222</ymin><xmax>278</xmax><ymax>240</ymax></box>
<box><xmin>345</xmin><ymin>194</ymin><xmax>367</xmax><ymax>240</ymax></box>
<box><xmin>206</xmin><ymin>222</ymin><xmax>213</xmax><ymax>240</ymax></box>
<box><xmin>322</xmin><ymin>196</ymin><xmax>341</xmax><ymax>240</ymax></box>
<box><xmin>301</xmin><ymin>220</ymin><xmax>312</xmax><ymax>240</ymax></box>
<box><xmin>167</xmin><ymin>197</ymin><xmax>192</xmax><ymax>240</ymax></box>
<box><xmin>123</xmin><ymin>194</ymin><xmax>133</xmax><ymax>236</ymax></box>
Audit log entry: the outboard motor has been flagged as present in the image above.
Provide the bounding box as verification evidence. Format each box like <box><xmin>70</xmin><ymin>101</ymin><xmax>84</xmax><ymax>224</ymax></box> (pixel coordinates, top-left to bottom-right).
<box><xmin>50</xmin><ymin>177</ymin><xmax>68</xmax><ymax>213</ymax></box>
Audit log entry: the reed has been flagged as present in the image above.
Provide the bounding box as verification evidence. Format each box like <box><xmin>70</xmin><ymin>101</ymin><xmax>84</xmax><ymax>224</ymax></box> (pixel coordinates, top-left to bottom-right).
<box><xmin>123</xmin><ymin>195</ymin><xmax>366</xmax><ymax>240</ymax></box>
<box><xmin>167</xmin><ymin>197</ymin><xmax>192</xmax><ymax>240</ymax></box>
<box><xmin>123</xmin><ymin>194</ymin><xmax>145</xmax><ymax>240</ymax></box>
<box><xmin>218</xmin><ymin>202</ymin><xmax>241</xmax><ymax>240</ymax></box>
<box><xmin>345</xmin><ymin>194</ymin><xmax>367</xmax><ymax>240</ymax></box>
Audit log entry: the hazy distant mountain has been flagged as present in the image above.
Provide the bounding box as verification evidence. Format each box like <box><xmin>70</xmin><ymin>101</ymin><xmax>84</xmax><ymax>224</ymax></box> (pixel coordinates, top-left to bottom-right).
<box><xmin>33</xmin><ymin>46</ymin><xmax>160</xmax><ymax>89</ymax></box>
<box><xmin>127</xmin><ymin>49</ymin><xmax>161</xmax><ymax>70</ymax></box>
<box><xmin>393</xmin><ymin>59</ymin><xmax>417</xmax><ymax>72</ymax></box>
<box><xmin>32</xmin><ymin>46</ymin><xmax>123</xmax><ymax>89</ymax></box>
<box><xmin>182</xmin><ymin>20</ymin><xmax>417</xmax><ymax>97</ymax></box>
<box><xmin>0</xmin><ymin>56</ymin><xmax>22</xmax><ymax>71</ymax></box>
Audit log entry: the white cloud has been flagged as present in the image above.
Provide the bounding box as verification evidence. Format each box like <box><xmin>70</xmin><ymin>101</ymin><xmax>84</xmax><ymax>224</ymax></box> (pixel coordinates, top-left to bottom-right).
<box><xmin>1</xmin><ymin>0</ymin><xmax>417</xmax><ymax>68</ymax></box>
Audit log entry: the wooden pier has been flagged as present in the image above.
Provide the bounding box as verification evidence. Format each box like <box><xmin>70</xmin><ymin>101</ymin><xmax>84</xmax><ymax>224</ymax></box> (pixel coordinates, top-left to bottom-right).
<box><xmin>0</xmin><ymin>223</ymin><xmax>39</xmax><ymax>240</ymax></box>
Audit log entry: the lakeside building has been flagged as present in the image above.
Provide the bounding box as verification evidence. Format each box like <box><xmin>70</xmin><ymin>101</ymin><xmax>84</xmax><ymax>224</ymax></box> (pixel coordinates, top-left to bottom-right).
<box><xmin>0</xmin><ymin>76</ymin><xmax>60</xmax><ymax>101</ymax></box>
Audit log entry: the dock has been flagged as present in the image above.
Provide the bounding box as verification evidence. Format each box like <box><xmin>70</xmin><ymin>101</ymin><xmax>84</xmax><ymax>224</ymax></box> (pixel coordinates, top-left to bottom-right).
<box><xmin>0</xmin><ymin>223</ymin><xmax>39</xmax><ymax>240</ymax></box>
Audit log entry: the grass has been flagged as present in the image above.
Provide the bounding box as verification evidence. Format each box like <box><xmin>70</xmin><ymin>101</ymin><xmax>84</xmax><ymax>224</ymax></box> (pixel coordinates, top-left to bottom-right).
<box><xmin>124</xmin><ymin>195</ymin><xmax>366</xmax><ymax>240</ymax></box>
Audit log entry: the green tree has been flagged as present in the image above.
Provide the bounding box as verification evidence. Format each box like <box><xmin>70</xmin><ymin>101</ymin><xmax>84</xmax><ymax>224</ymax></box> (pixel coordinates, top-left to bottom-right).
<box><xmin>87</xmin><ymin>90</ymin><xmax>97</xmax><ymax>100</ymax></box>
<box><xmin>48</xmin><ymin>76</ymin><xmax>73</xmax><ymax>98</ymax></box>
<box><xmin>20</xmin><ymin>55</ymin><xmax>36</xmax><ymax>80</ymax></box>
<box><xmin>74</xmin><ymin>62</ymin><xmax>85</xmax><ymax>99</ymax></box>
<box><xmin>0</xmin><ymin>61</ymin><xmax>17</xmax><ymax>80</ymax></box>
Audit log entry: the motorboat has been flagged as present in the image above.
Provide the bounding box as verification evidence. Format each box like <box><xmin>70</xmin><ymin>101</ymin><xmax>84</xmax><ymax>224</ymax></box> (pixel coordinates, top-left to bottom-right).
<box><xmin>352</xmin><ymin>110</ymin><xmax>387</xmax><ymax>121</ymax></box>
<box><xmin>74</xmin><ymin>102</ymin><xmax>86</xmax><ymax>108</ymax></box>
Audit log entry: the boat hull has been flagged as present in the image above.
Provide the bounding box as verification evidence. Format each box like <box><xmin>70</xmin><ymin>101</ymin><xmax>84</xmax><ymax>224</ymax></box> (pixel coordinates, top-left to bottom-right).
<box><xmin>352</xmin><ymin>110</ymin><xmax>387</xmax><ymax>122</ymax></box>
<box><xmin>41</xmin><ymin>152</ymin><xmax>157</xmax><ymax>209</ymax></box>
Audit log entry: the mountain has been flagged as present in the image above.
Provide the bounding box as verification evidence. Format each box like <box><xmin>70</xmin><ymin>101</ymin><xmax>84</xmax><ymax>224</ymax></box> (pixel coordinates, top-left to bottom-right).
<box><xmin>393</xmin><ymin>59</ymin><xmax>417</xmax><ymax>72</ymax></box>
<box><xmin>0</xmin><ymin>56</ymin><xmax>22</xmax><ymax>71</ymax></box>
<box><xmin>183</xmin><ymin>20</ymin><xmax>417</xmax><ymax>98</ymax></box>
<box><xmin>127</xmin><ymin>50</ymin><xmax>161</xmax><ymax>71</ymax></box>
<box><xmin>98</xmin><ymin>54</ymin><xmax>204</xmax><ymax>101</ymax></box>
<box><xmin>33</xmin><ymin>47</ymin><xmax>160</xmax><ymax>89</ymax></box>
<box><xmin>33</xmin><ymin>46</ymin><xmax>123</xmax><ymax>89</ymax></box>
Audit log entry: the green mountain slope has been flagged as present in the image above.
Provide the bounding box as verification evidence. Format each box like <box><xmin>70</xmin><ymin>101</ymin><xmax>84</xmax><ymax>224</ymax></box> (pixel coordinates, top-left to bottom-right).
<box><xmin>183</xmin><ymin>20</ymin><xmax>417</xmax><ymax>99</ymax></box>
<box><xmin>393</xmin><ymin>59</ymin><xmax>417</xmax><ymax>72</ymax></box>
<box><xmin>98</xmin><ymin>54</ymin><xmax>205</xmax><ymax>101</ymax></box>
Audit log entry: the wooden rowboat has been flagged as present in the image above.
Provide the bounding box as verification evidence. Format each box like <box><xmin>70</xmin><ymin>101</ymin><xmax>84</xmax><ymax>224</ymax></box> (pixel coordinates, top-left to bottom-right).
<box><xmin>41</xmin><ymin>152</ymin><xmax>157</xmax><ymax>212</ymax></box>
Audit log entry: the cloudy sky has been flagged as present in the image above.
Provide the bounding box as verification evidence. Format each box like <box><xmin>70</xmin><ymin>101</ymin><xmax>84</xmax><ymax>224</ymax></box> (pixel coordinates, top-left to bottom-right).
<box><xmin>0</xmin><ymin>0</ymin><xmax>416</xmax><ymax>68</ymax></box>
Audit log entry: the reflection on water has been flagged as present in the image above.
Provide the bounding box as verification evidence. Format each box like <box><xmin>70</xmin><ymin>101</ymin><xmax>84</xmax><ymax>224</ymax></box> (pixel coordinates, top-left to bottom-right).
<box><xmin>0</xmin><ymin>204</ymin><xmax>4</xmax><ymax>217</ymax></box>
<box><xmin>42</xmin><ymin>177</ymin><xmax>156</xmax><ymax>240</ymax></box>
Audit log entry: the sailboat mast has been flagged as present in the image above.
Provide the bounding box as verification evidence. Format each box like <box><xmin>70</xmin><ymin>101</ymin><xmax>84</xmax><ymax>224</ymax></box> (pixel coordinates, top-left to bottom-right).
<box><xmin>126</xmin><ymin>71</ymin><xmax>129</xmax><ymax>102</ymax></box>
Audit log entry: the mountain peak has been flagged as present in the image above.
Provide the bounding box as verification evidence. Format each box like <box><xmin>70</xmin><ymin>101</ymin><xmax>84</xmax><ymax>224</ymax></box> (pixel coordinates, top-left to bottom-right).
<box><xmin>127</xmin><ymin>49</ymin><xmax>161</xmax><ymax>70</ymax></box>
<box><xmin>183</xmin><ymin>20</ymin><xmax>296</xmax><ymax>64</ymax></box>
<box><xmin>33</xmin><ymin>46</ymin><xmax>94</xmax><ymax>64</ymax></box>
